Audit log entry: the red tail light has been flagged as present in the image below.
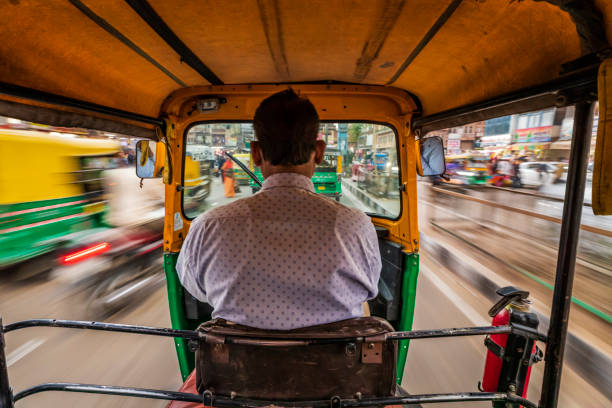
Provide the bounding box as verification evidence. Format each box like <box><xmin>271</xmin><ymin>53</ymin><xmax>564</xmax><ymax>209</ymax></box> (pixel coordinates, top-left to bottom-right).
<box><xmin>61</xmin><ymin>242</ymin><xmax>110</xmax><ymax>265</ymax></box>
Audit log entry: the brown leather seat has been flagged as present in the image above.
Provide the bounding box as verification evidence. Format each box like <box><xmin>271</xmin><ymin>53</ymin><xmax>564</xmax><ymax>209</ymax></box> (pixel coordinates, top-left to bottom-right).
<box><xmin>194</xmin><ymin>317</ymin><xmax>397</xmax><ymax>401</ymax></box>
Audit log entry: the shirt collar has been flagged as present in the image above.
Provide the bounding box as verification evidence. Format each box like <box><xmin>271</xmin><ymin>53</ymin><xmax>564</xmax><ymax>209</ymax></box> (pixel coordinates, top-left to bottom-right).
<box><xmin>261</xmin><ymin>172</ymin><xmax>315</xmax><ymax>193</ymax></box>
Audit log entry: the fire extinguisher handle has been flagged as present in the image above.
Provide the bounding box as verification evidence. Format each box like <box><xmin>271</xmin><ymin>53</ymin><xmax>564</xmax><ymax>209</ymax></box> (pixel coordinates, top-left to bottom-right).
<box><xmin>488</xmin><ymin>286</ymin><xmax>530</xmax><ymax>317</ymax></box>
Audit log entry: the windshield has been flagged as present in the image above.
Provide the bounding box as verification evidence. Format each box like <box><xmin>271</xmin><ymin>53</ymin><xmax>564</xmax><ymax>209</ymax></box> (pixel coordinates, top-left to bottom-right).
<box><xmin>316</xmin><ymin>154</ymin><xmax>338</xmax><ymax>172</ymax></box>
<box><xmin>183</xmin><ymin>122</ymin><xmax>400</xmax><ymax>219</ymax></box>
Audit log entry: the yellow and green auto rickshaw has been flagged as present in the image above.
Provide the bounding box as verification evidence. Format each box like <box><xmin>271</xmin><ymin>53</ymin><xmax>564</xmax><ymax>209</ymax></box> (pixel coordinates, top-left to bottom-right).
<box><xmin>0</xmin><ymin>2</ymin><xmax>611</xmax><ymax>408</ymax></box>
<box><xmin>444</xmin><ymin>153</ymin><xmax>490</xmax><ymax>185</ymax></box>
<box><xmin>232</xmin><ymin>153</ymin><xmax>252</xmax><ymax>186</ymax></box>
<box><xmin>0</xmin><ymin>129</ymin><xmax>120</xmax><ymax>277</ymax></box>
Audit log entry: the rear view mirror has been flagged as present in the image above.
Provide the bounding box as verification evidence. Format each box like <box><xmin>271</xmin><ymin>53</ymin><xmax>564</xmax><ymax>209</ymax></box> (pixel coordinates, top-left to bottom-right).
<box><xmin>136</xmin><ymin>140</ymin><xmax>165</xmax><ymax>178</ymax></box>
<box><xmin>418</xmin><ymin>136</ymin><xmax>446</xmax><ymax>176</ymax></box>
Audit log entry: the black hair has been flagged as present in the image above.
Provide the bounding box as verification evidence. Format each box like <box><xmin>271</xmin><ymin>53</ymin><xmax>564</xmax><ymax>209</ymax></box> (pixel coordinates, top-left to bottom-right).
<box><xmin>253</xmin><ymin>89</ymin><xmax>320</xmax><ymax>166</ymax></box>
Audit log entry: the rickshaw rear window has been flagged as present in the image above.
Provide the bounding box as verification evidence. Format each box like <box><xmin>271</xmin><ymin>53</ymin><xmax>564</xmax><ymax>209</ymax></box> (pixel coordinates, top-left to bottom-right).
<box><xmin>183</xmin><ymin>122</ymin><xmax>400</xmax><ymax>220</ymax></box>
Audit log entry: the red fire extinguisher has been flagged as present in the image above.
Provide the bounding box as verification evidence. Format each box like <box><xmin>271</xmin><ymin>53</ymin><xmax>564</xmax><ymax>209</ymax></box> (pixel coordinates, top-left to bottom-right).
<box><xmin>481</xmin><ymin>287</ymin><xmax>543</xmax><ymax>400</ymax></box>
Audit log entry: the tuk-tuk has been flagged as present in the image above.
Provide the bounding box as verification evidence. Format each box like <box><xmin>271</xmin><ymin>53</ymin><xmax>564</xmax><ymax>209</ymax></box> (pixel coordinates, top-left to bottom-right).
<box><xmin>0</xmin><ymin>129</ymin><xmax>120</xmax><ymax>277</ymax></box>
<box><xmin>250</xmin><ymin>150</ymin><xmax>343</xmax><ymax>201</ymax></box>
<box><xmin>1</xmin><ymin>2</ymin><xmax>611</xmax><ymax>408</ymax></box>
<box><xmin>232</xmin><ymin>153</ymin><xmax>252</xmax><ymax>186</ymax></box>
<box><xmin>312</xmin><ymin>150</ymin><xmax>342</xmax><ymax>201</ymax></box>
<box><xmin>444</xmin><ymin>153</ymin><xmax>490</xmax><ymax>185</ymax></box>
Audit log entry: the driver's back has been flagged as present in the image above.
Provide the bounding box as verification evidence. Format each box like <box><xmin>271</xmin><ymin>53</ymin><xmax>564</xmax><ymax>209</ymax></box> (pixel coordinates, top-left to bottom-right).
<box><xmin>176</xmin><ymin>171</ymin><xmax>381</xmax><ymax>330</ymax></box>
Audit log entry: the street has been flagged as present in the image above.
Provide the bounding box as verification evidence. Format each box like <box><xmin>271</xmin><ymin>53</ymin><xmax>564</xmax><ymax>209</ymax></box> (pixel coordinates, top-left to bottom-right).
<box><xmin>1</xmin><ymin>177</ymin><xmax>610</xmax><ymax>407</ymax></box>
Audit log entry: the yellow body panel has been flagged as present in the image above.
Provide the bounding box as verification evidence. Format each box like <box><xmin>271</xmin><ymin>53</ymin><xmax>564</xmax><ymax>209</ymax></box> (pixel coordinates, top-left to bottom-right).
<box><xmin>594</xmin><ymin>59</ymin><xmax>612</xmax><ymax>215</ymax></box>
<box><xmin>0</xmin><ymin>130</ymin><xmax>120</xmax><ymax>204</ymax></box>
<box><xmin>183</xmin><ymin>156</ymin><xmax>201</xmax><ymax>187</ymax></box>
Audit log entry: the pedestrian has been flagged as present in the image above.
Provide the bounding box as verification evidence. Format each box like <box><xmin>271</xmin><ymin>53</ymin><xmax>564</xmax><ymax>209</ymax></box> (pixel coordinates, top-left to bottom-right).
<box><xmin>221</xmin><ymin>157</ymin><xmax>235</xmax><ymax>198</ymax></box>
<box><xmin>512</xmin><ymin>158</ymin><xmax>522</xmax><ymax>188</ymax></box>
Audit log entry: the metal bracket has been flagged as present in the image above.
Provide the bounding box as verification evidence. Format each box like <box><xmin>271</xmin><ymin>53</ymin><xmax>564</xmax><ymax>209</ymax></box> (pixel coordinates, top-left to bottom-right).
<box><xmin>484</xmin><ymin>335</ymin><xmax>504</xmax><ymax>359</ymax></box>
<box><xmin>330</xmin><ymin>395</ymin><xmax>341</xmax><ymax>408</ymax></box>
<box><xmin>202</xmin><ymin>390</ymin><xmax>214</xmax><ymax>407</ymax></box>
<box><xmin>361</xmin><ymin>341</ymin><xmax>383</xmax><ymax>364</ymax></box>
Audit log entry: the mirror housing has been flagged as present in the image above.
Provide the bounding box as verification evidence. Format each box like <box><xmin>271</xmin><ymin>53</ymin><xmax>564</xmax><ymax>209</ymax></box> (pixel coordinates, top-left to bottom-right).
<box><xmin>136</xmin><ymin>140</ymin><xmax>166</xmax><ymax>179</ymax></box>
<box><xmin>417</xmin><ymin>136</ymin><xmax>445</xmax><ymax>176</ymax></box>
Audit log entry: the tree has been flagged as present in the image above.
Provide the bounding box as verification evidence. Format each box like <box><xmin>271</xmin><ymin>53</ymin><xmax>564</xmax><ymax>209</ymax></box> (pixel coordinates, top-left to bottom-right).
<box><xmin>348</xmin><ymin>123</ymin><xmax>363</xmax><ymax>144</ymax></box>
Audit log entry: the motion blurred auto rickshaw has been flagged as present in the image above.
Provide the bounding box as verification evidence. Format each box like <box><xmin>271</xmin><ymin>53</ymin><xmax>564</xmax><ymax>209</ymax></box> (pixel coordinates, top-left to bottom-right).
<box><xmin>0</xmin><ymin>129</ymin><xmax>119</xmax><ymax>278</ymax></box>
<box><xmin>443</xmin><ymin>153</ymin><xmax>490</xmax><ymax>185</ymax></box>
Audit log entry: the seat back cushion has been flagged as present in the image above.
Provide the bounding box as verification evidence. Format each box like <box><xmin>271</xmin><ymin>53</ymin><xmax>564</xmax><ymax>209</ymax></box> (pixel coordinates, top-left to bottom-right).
<box><xmin>195</xmin><ymin>317</ymin><xmax>397</xmax><ymax>400</ymax></box>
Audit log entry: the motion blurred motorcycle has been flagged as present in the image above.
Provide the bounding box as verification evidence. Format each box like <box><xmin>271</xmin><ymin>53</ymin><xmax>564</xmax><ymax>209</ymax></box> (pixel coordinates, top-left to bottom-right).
<box><xmin>51</xmin><ymin>166</ymin><xmax>166</xmax><ymax>319</ymax></box>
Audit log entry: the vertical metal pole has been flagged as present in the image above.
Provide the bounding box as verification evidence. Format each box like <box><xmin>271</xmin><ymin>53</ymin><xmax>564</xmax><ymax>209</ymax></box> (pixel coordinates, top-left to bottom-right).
<box><xmin>539</xmin><ymin>101</ymin><xmax>593</xmax><ymax>408</ymax></box>
<box><xmin>0</xmin><ymin>318</ymin><xmax>14</xmax><ymax>408</ymax></box>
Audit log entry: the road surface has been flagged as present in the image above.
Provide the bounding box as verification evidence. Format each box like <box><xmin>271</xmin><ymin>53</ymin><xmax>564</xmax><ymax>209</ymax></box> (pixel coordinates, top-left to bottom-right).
<box><xmin>2</xmin><ymin>177</ymin><xmax>610</xmax><ymax>407</ymax></box>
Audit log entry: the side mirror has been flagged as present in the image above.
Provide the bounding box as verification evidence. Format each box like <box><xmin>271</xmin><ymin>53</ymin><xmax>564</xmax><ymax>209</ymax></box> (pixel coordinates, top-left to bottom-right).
<box><xmin>417</xmin><ymin>136</ymin><xmax>446</xmax><ymax>176</ymax></box>
<box><xmin>136</xmin><ymin>140</ymin><xmax>166</xmax><ymax>179</ymax></box>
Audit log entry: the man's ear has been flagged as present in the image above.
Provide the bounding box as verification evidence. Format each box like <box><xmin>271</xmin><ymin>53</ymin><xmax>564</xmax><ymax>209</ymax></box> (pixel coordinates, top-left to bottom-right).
<box><xmin>251</xmin><ymin>141</ymin><xmax>263</xmax><ymax>167</ymax></box>
<box><xmin>314</xmin><ymin>140</ymin><xmax>326</xmax><ymax>165</ymax></box>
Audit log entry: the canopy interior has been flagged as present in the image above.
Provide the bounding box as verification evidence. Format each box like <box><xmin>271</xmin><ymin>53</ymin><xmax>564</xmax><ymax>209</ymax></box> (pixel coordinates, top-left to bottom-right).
<box><xmin>1</xmin><ymin>0</ymin><xmax>611</xmax><ymax>124</ymax></box>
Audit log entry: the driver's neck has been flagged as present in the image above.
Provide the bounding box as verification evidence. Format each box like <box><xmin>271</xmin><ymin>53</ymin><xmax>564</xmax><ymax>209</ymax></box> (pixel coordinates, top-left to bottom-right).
<box><xmin>261</xmin><ymin>162</ymin><xmax>315</xmax><ymax>179</ymax></box>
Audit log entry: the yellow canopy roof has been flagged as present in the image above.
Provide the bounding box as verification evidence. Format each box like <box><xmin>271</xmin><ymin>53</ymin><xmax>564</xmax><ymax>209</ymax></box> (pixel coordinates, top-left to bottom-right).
<box><xmin>0</xmin><ymin>0</ymin><xmax>610</xmax><ymax>122</ymax></box>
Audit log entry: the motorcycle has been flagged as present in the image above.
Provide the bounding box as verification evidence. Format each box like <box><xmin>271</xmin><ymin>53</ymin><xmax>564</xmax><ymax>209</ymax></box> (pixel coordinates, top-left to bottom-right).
<box><xmin>52</xmin><ymin>209</ymin><xmax>165</xmax><ymax>319</ymax></box>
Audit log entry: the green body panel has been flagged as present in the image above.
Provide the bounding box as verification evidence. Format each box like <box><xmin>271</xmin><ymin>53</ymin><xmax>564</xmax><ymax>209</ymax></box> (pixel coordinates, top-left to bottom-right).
<box><xmin>0</xmin><ymin>195</ymin><xmax>107</xmax><ymax>268</ymax></box>
<box><xmin>249</xmin><ymin>169</ymin><xmax>264</xmax><ymax>189</ymax></box>
<box><xmin>234</xmin><ymin>169</ymin><xmax>251</xmax><ymax>185</ymax></box>
<box><xmin>312</xmin><ymin>171</ymin><xmax>341</xmax><ymax>197</ymax></box>
<box><xmin>164</xmin><ymin>252</ymin><xmax>196</xmax><ymax>381</ymax></box>
<box><xmin>467</xmin><ymin>175</ymin><xmax>489</xmax><ymax>185</ymax></box>
<box><xmin>396</xmin><ymin>252</ymin><xmax>419</xmax><ymax>384</ymax></box>
<box><xmin>250</xmin><ymin>169</ymin><xmax>341</xmax><ymax>197</ymax></box>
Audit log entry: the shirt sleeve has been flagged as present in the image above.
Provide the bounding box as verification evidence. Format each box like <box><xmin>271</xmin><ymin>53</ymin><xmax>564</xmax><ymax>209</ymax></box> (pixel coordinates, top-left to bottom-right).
<box><xmin>176</xmin><ymin>216</ymin><xmax>209</xmax><ymax>303</ymax></box>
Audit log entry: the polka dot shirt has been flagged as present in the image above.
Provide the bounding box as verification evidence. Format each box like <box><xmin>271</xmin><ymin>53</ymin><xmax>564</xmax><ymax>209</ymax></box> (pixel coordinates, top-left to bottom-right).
<box><xmin>176</xmin><ymin>172</ymin><xmax>381</xmax><ymax>329</ymax></box>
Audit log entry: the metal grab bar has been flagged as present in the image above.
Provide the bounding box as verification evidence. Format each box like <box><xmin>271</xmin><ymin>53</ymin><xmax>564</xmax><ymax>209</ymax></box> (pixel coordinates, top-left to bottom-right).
<box><xmin>12</xmin><ymin>382</ymin><xmax>538</xmax><ymax>408</ymax></box>
<box><xmin>2</xmin><ymin>319</ymin><xmax>547</xmax><ymax>343</ymax></box>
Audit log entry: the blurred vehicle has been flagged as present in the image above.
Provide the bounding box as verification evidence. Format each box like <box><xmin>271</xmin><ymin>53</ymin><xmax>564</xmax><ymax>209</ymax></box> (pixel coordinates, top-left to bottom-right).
<box><xmin>184</xmin><ymin>152</ymin><xmax>212</xmax><ymax>209</ymax></box>
<box><xmin>251</xmin><ymin>149</ymin><xmax>343</xmax><ymax>201</ymax></box>
<box><xmin>374</xmin><ymin>152</ymin><xmax>388</xmax><ymax>171</ymax></box>
<box><xmin>55</xmin><ymin>160</ymin><xmax>165</xmax><ymax>317</ymax></box>
<box><xmin>233</xmin><ymin>153</ymin><xmax>252</xmax><ymax>185</ymax></box>
<box><xmin>444</xmin><ymin>153</ymin><xmax>490</xmax><ymax>185</ymax></box>
<box><xmin>351</xmin><ymin>159</ymin><xmax>365</xmax><ymax>182</ymax></box>
<box><xmin>519</xmin><ymin>161</ymin><xmax>559</xmax><ymax>187</ymax></box>
<box><xmin>0</xmin><ymin>130</ymin><xmax>119</xmax><ymax>278</ymax></box>
<box><xmin>312</xmin><ymin>150</ymin><xmax>342</xmax><ymax>201</ymax></box>
<box><xmin>554</xmin><ymin>163</ymin><xmax>570</xmax><ymax>183</ymax></box>
<box><xmin>53</xmin><ymin>209</ymin><xmax>164</xmax><ymax>318</ymax></box>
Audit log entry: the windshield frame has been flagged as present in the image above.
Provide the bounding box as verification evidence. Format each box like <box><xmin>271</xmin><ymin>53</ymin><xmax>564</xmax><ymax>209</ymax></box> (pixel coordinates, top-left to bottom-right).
<box><xmin>181</xmin><ymin>120</ymin><xmax>402</xmax><ymax>221</ymax></box>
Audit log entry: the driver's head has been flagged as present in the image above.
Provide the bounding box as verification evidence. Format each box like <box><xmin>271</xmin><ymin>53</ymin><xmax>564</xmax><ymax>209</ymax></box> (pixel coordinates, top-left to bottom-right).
<box><xmin>252</xmin><ymin>89</ymin><xmax>325</xmax><ymax>177</ymax></box>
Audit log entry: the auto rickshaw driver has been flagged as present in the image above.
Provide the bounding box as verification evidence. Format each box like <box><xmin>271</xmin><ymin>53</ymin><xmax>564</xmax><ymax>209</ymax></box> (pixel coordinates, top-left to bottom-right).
<box><xmin>176</xmin><ymin>89</ymin><xmax>382</xmax><ymax>330</ymax></box>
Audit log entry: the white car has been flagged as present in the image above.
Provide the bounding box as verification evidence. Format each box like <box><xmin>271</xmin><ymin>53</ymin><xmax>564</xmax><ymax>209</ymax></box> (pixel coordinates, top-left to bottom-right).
<box><xmin>519</xmin><ymin>162</ymin><xmax>560</xmax><ymax>187</ymax></box>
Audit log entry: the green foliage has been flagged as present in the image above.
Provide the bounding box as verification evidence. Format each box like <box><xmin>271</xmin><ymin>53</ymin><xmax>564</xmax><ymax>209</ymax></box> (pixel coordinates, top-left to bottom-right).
<box><xmin>348</xmin><ymin>123</ymin><xmax>363</xmax><ymax>143</ymax></box>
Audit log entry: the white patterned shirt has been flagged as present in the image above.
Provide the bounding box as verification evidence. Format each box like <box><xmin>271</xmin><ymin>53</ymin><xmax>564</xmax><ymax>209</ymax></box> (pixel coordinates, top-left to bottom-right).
<box><xmin>176</xmin><ymin>172</ymin><xmax>381</xmax><ymax>329</ymax></box>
